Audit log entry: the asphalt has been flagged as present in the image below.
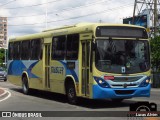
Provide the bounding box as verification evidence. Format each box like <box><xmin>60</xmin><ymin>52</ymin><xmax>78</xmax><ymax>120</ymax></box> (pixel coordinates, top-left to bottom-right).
<box><xmin>1</xmin><ymin>88</ymin><xmax>159</xmax><ymax>94</ymax></box>
<box><xmin>0</xmin><ymin>87</ymin><xmax>159</xmax><ymax>101</ymax></box>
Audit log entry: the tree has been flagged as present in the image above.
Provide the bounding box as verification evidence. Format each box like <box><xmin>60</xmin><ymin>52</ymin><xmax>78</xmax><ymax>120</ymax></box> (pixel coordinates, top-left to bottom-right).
<box><xmin>150</xmin><ymin>36</ymin><xmax>160</xmax><ymax>71</ymax></box>
<box><xmin>0</xmin><ymin>48</ymin><xmax>5</xmax><ymax>67</ymax></box>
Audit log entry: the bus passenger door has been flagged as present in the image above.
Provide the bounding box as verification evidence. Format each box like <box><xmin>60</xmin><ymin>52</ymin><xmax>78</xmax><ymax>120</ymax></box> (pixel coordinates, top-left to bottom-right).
<box><xmin>81</xmin><ymin>41</ymin><xmax>90</xmax><ymax>96</ymax></box>
<box><xmin>44</xmin><ymin>44</ymin><xmax>51</xmax><ymax>89</ymax></box>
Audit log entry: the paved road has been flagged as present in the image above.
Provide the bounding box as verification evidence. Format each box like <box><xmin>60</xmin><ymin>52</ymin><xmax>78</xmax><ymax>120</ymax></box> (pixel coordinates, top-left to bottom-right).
<box><xmin>0</xmin><ymin>81</ymin><xmax>160</xmax><ymax>120</ymax></box>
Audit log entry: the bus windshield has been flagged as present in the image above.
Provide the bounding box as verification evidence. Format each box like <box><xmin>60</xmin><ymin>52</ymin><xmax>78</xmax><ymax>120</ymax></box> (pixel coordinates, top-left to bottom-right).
<box><xmin>95</xmin><ymin>39</ymin><xmax>150</xmax><ymax>74</ymax></box>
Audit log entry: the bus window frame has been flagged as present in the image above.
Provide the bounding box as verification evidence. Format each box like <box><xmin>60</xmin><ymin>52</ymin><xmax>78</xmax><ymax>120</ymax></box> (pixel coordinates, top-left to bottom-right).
<box><xmin>30</xmin><ymin>38</ymin><xmax>43</xmax><ymax>60</ymax></box>
<box><xmin>52</xmin><ymin>34</ymin><xmax>79</xmax><ymax>60</ymax></box>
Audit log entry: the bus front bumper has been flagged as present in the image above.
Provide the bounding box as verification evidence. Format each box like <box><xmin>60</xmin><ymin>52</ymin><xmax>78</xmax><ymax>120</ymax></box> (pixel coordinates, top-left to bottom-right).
<box><xmin>92</xmin><ymin>84</ymin><xmax>151</xmax><ymax>99</ymax></box>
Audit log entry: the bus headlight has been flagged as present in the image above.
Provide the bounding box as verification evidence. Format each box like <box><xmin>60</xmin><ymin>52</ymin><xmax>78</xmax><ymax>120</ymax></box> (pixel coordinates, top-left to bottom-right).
<box><xmin>99</xmin><ymin>80</ymin><xmax>103</xmax><ymax>84</ymax></box>
<box><xmin>94</xmin><ymin>76</ymin><xmax>110</xmax><ymax>88</ymax></box>
<box><xmin>139</xmin><ymin>77</ymin><xmax>150</xmax><ymax>87</ymax></box>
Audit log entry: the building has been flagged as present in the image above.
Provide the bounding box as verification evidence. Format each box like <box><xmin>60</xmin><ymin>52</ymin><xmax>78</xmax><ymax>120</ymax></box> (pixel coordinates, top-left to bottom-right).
<box><xmin>123</xmin><ymin>9</ymin><xmax>149</xmax><ymax>28</ymax></box>
<box><xmin>123</xmin><ymin>14</ymin><xmax>148</xmax><ymax>28</ymax></box>
<box><xmin>123</xmin><ymin>9</ymin><xmax>160</xmax><ymax>37</ymax></box>
<box><xmin>0</xmin><ymin>17</ymin><xmax>7</xmax><ymax>49</ymax></box>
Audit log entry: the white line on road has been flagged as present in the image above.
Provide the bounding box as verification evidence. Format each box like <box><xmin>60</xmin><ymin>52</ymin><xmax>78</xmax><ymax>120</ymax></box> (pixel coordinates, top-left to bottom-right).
<box><xmin>0</xmin><ymin>89</ymin><xmax>11</xmax><ymax>102</ymax></box>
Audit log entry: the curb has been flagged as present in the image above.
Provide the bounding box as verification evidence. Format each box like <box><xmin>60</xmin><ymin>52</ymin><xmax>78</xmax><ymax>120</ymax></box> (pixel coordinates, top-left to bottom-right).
<box><xmin>0</xmin><ymin>88</ymin><xmax>5</xmax><ymax>95</ymax></box>
<box><xmin>0</xmin><ymin>88</ymin><xmax>10</xmax><ymax>101</ymax></box>
<box><xmin>0</xmin><ymin>90</ymin><xmax>9</xmax><ymax>99</ymax></box>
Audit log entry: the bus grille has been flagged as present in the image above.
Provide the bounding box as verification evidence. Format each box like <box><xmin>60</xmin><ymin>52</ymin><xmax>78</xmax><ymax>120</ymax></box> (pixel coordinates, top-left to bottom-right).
<box><xmin>112</xmin><ymin>84</ymin><xmax>137</xmax><ymax>87</ymax></box>
<box><xmin>113</xmin><ymin>76</ymin><xmax>143</xmax><ymax>82</ymax></box>
<box><xmin>114</xmin><ymin>90</ymin><xmax>135</xmax><ymax>95</ymax></box>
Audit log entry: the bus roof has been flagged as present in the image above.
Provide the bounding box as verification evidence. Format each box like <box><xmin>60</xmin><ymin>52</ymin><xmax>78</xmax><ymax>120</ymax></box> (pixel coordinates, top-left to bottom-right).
<box><xmin>9</xmin><ymin>22</ymin><xmax>146</xmax><ymax>42</ymax></box>
<box><xmin>43</xmin><ymin>23</ymin><xmax>145</xmax><ymax>32</ymax></box>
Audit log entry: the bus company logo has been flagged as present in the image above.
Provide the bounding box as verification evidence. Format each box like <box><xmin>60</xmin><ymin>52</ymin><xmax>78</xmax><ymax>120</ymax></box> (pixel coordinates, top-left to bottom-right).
<box><xmin>51</xmin><ymin>66</ymin><xmax>64</xmax><ymax>74</ymax></box>
<box><xmin>123</xmin><ymin>83</ymin><xmax>127</xmax><ymax>88</ymax></box>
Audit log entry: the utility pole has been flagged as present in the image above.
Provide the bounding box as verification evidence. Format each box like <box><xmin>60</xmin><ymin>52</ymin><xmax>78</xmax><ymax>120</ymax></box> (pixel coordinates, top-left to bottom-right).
<box><xmin>133</xmin><ymin>0</ymin><xmax>160</xmax><ymax>36</ymax></box>
<box><xmin>154</xmin><ymin>0</ymin><xmax>158</xmax><ymax>36</ymax></box>
<box><xmin>132</xmin><ymin>0</ymin><xmax>137</xmax><ymax>24</ymax></box>
<box><xmin>45</xmin><ymin>0</ymin><xmax>48</xmax><ymax>29</ymax></box>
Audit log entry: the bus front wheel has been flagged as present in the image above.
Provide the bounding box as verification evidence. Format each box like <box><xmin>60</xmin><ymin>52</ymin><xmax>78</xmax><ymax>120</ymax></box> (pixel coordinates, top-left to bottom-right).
<box><xmin>22</xmin><ymin>76</ymin><xmax>30</xmax><ymax>95</ymax></box>
<box><xmin>66</xmin><ymin>82</ymin><xmax>77</xmax><ymax>104</ymax></box>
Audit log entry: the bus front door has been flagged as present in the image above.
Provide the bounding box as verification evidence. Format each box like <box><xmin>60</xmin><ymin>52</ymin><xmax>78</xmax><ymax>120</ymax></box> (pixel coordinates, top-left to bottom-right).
<box><xmin>44</xmin><ymin>44</ymin><xmax>51</xmax><ymax>89</ymax></box>
<box><xmin>81</xmin><ymin>41</ymin><xmax>90</xmax><ymax>97</ymax></box>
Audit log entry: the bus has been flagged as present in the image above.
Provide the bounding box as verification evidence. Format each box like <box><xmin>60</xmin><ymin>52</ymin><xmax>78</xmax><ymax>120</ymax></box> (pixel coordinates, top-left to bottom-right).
<box><xmin>7</xmin><ymin>23</ymin><xmax>151</xmax><ymax>104</ymax></box>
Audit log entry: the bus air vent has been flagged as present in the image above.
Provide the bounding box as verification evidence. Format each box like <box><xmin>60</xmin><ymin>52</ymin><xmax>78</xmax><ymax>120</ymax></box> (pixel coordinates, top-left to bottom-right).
<box><xmin>114</xmin><ymin>90</ymin><xmax>135</xmax><ymax>95</ymax></box>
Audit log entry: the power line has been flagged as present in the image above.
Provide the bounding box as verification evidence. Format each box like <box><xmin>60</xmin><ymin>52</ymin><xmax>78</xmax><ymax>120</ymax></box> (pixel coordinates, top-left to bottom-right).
<box><xmin>3</xmin><ymin>0</ymin><xmax>63</xmax><ymax>9</ymax></box>
<box><xmin>47</xmin><ymin>4</ymin><xmax>132</xmax><ymax>23</ymax></box>
<box><xmin>6</xmin><ymin>0</ymin><xmax>111</xmax><ymax>18</ymax></box>
<box><xmin>8</xmin><ymin>3</ymin><xmax>133</xmax><ymax>26</ymax></box>
<box><xmin>0</xmin><ymin>0</ymin><xmax>17</xmax><ymax>7</ymax></box>
<box><xmin>48</xmin><ymin>0</ymin><xmax>112</xmax><ymax>16</ymax></box>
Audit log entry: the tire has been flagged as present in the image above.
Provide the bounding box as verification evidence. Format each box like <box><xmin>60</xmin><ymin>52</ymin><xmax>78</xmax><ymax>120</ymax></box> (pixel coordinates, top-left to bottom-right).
<box><xmin>111</xmin><ymin>98</ymin><xmax>124</xmax><ymax>102</ymax></box>
<box><xmin>66</xmin><ymin>82</ymin><xmax>77</xmax><ymax>104</ymax></box>
<box><xmin>22</xmin><ymin>76</ymin><xmax>30</xmax><ymax>95</ymax></box>
<box><xmin>4</xmin><ymin>79</ymin><xmax>7</xmax><ymax>82</ymax></box>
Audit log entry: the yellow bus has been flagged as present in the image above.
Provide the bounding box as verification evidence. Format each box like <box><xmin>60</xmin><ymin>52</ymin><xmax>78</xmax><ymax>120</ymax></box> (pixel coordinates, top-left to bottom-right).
<box><xmin>8</xmin><ymin>23</ymin><xmax>151</xmax><ymax>104</ymax></box>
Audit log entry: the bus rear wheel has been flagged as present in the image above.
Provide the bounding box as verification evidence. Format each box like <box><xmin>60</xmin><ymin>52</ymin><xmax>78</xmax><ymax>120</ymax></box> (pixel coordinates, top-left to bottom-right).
<box><xmin>22</xmin><ymin>76</ymin><xmax>30</xmax><ymax>95</ymax></box>
<box><xmin>66</xmin><ymin>82</ymin><xmax>77</xmax><ymax>104</ymax></box>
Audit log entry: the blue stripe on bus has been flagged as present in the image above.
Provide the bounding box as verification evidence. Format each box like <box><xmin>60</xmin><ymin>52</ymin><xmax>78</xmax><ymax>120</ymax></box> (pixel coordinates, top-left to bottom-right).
<box><xmin>27</xmin><ymin>61</ymin><xmax>39</xmax><ymax>78</ymax></box>
<box><xmin>59</xmin><ymin>61</ymin><xmax>79</xmax><ymax>82</ymax></box>
<box><xmin>8</xmin><ymin>60</ymin><xmax>26</xmax><ymax>76</ymax></box>
<box><xmin>8</xmin><ymin>60</ymin><xmax>79</xmax><ymax>82</ymax></box>
<box><xmin>8</xmin><ymin>60</ymin><xmax>39</xmax><ymax>78</ymax></box>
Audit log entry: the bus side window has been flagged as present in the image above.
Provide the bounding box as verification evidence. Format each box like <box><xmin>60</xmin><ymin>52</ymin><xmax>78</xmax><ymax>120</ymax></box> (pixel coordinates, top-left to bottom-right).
<box><xmin>22</xmin><ymin>40</ymin><xmax>30</xmax><ymax>60</ymax></box>
<box><xmin>8</xmin><ymin>42</ymin><xmax>14</xmax><ymax>60</ymax></box>
<box><xmin>13</xmin><ymin>41</ymin><xmax>21</xmax><ymax>60</ymax></box>
<box><xmin>52</xmin><ymin>36</ymin><xmax>66</xmax><ymax>60</ymax></box>
<box><xmin>30</xmin><ymin>39</ymin><xmax>42</xmax><ymax>60</ymax></box>
<box><xmin>66</xmin><ymin>34</ymin><xmax>79</xmax><ymax>60</ymax></box>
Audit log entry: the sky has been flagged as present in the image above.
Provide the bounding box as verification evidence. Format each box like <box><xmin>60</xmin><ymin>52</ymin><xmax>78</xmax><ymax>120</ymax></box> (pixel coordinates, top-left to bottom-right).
<box><xmin>0</xmin><ymin>0</ymin><xmax>135</xmax><ymax>37</ymax></box>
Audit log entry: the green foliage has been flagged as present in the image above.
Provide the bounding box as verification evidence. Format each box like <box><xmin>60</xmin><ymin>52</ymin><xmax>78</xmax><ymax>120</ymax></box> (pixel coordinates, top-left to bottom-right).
<box><xmin>0</xmin><ymin>48</ymin><xmax>5</xmax><ymax>67</ymax></box>
<box><xmin>150</xmin><ymin>36</ymin><xmax>160</xmax><ymax>71</ymax></box>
